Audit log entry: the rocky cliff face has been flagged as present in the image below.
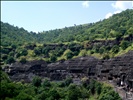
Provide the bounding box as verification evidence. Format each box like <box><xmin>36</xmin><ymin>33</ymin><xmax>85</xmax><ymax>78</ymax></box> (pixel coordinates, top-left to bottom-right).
<box><xmin>47</xmin><ymin>56</ymin><xmax>99</xmax><ymax>80</ymax></box>
<box><xmin>3</xmin><ymin>51</ymin><xmax>133</xmax><ymax>89</ymax></box>
<box><xmin>96</xmin><ymin>51</ymin><xmax>133</xmax><ymax>88</ymax></box>
<box><xmin>3</xmin><ymin>60</ymin><xmax>48</xmax><ymax>82</ymax></box>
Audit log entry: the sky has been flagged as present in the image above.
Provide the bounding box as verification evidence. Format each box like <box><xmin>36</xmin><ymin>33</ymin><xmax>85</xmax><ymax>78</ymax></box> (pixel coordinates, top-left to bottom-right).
<box><xmin>1</xmin><ymin>1</ymin><xmax>133</xmax><ymax>33</ymax></box>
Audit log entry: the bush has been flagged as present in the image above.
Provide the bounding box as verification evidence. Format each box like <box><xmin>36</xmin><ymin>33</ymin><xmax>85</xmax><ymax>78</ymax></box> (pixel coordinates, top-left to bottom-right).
<box><xmin>48</xmin><ymin>89</ymin><xmax>60</xmax><ymax>100</ymax></box>
<box><xmin>120</xmin><ymin>40</ymin><xmax>130</xmax><ymax>50</ymax></box>
<box><xmin>99</xmin><ymin>90</ymin><xmax>122</xmax><ymax>100</ymax></box>
<box><xmin>67</xmin><ymin>84</ymin><xmax>81</xmax><ymax>100</ymax></box>
<box><xmin>32</xmin><ymin>76</ymin><xmax>42</xmax><ymax>87</ymax></box>
<box><xmin>112</xmin><ymin>45</ymin><xmax>119</xmax><ymax>53</ymax></box>
<box><xmin>63</xmin><ymin>49</ymin><xmax>73</xmax><ymax>60</ymax></box>
<box><xmin>43</xmin><ymin>79</ymin><xmax>51</xmax><ymax>88</ymax></box>
<box><xmin>34</xmin><ymin>47</ymin><xmax>42</xmax><ymax>55</ymax></box>
<box><xmin>6</xmin><ymin>56</ymin><xmax>15</xmax><ymax>64</ymax></box>
<box><xmin>79</xmin><ymin>50</ymin><xmax>87</xmax><ymax>56</ymax></box>
<box><xmin>87</xmin><ymin>79</ymin><xmax>96</xmax><ymax>95</ymax></box>
<box><xmin>102</xmin><ymin>54</ymin><xmax>110</xmax><ymax>60</ymax></box>
<box><xmin>99</xmin><ymin>46</ymin><xmax>105</xmax><ymax>54</ymax></box>
<box><xmin>15</xmin><ymin>92</ymin><xmax>33</xmax><ymax>100</ymax></box>
<box><xmin>95</xmin><ymin>82</ymin><xmax>102</xmax><ymax>95</ymax></box>
<box><xmin>37</xmin><ymin>91</ymin><xmax>47</xmax><ymax>100</ymax></box>
<box><xmin>0</xmin><ymin>81</ymin><xmax>20</xmax><ymax>99</ymax></box>
<box><xmin>90</xmin><ymin>50</ymin><xmax>94</xmax><ymax>54</ymax></box>
<box><xmin>1</xmin><ymin>54</ymin><xmax>8</xmax><ymax>60</ymax></box>
<box><xmin>20</xmin><ymin>56</ymin><xmax>27</xmax><ymax>64</ymax></box>
<box><xmin>49</xmin><ymin>55</ymin><xmax>57</xmax><ymax>62</ymax></box>
<box><xmin>64</xmin><ymin>77</ymin><xmax>73</xmax><ymax>86</ymax></box>
<box><xmin>16</xmin><ymin>48</ymin><xmax>28</xmax><ymax>57</ymax></box>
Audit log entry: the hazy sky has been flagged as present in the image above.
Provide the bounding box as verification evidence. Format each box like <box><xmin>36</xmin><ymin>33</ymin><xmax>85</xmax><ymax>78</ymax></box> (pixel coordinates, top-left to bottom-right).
<box><xmin>1</xmin><ymin>1</ymin><xmax>133</xmax><ymax>33</ymax></box>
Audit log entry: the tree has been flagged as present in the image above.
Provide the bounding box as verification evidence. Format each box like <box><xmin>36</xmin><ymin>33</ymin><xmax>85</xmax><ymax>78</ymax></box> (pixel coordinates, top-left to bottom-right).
<box><xmin>32</xmin><ymin>76</ymin><xmax>42</xmax><ymax>87</ymax></box>
<box><xmin>48</xmin><ymin>88</ymin><xmax>60</xmax><ymax>100</ymax></box>
<box><xmin>9</xmin><ymin>51</ymin><xmax>15</xmax><ymax>56</ymax></box>
<box><xmin>87</xmin><ymin>79</ymin><xmax>96</xmax><ymax>95</ymax></box>
<box><xmin>15</xmin><ymin>92</ymin><xmax>33</xmax><ymax>100</ymax></box>
<box><xmin>120</xmin><ymin>40</ymin><xmax>130</xmax><ymax>50</ymax></box>
<box><xmin>64</xmin><ymin>77</ymin><xmax>73</xmax><ymax>86</ymax></box>
<box><xmin>49</xmin><ymin>55</ymin><xmax>57</xmax><ymax>62</ymax></box>
<box><xmin>99</xmin><ymin>90</ymin><xmax>122</xmax><ymax>100</ymax></box>
<box><xmin>6</xmin><ymin>56</ymin><xmax>15</xmax><ymax>64</ymax></box>
<box><xmin>11</xmin><ymin>44</ymin><xmax>17</xmax><ymax>49</ymax></box>
<box><xmin>37</xmin><ymin>91</ymin><xmax>47</xmax><ymax>100</ymax></box>
<box><xmin>19</xmin><ymin>56</ymin><xmax>27</xmax><ymax>64</ymax></box>
<box><xmin>1</xmin><ymin>54</ymin><xmax>8</xmax><ymax>61</ymax></box>
<box><xmin>95</xmin><ymin>82</ymin><xmax>102</xmax><ymax>95</ymax></box>
<box><xmin>112</xmin><ymin>45</ymin><xmax>119</xmax><ymax>53</ymax></box>
<box><xmin>16</xmin><ymin>48</ymin><xmax>28</xmax><ymax>58</ymax></box>
<box><xmin>67</xmin><ymin>84</ymin><xmax>81</xmax><ymax>100</ymax></box>
<box><xmin>99</xmin><ymin>46</ymin><xmax>105</xmax><ymax>54</ymax></box>
<box><xmin>92</xmin><ymin>45</ymin><xmax>100</xmax><ymax>53</ymax></box>
<box><xmin>0</xmin><ymin>80</ymin><xmax>20</xmax><ymax>99</ymax></box>
<box><xmin>42</xmin><ymin>46</ymin><xmax>50</xmax><ymax>55</ymax></box>
<box><xmin>20</xmin><ymin>49</ymin><xmax>28</xmax><ymax>56</ymax></box>
<box><xmin>42</xmin><ymin>79</ymin><xmax>51</xmax><ymax>88</ymax></box>
<box><xmin>102</xmin><ymin>54</ymin><xmax>110</xmax><ymax>60</ymax></box>
<box><xmin>63</xmin><ymin>49</ymin><xmax>73</xmax><ymax>60</ymax></box>
<box><xmin>115</xmin><ymin>32</ymin><xmax>122</xmax><ymax>41</ymax></box>
<box><xmin>79</xmin><ymin>50</ymin><xmax>87</xmax><ymax>56</ymax></box>
<box><xmin>1</xmin><ymin>48</ymin><xmax>10</xmax><ymax>54</ymax></box>
<box><xmin>34</xmin><ymin>47</ymin><xmax>42</xmax><ymax>55</ymax></box>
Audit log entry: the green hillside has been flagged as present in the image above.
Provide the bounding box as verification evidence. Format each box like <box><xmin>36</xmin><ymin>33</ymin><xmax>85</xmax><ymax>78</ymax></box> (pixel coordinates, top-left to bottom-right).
<box><xmin>38</xmin><ymin>9</ymin><xmax>133</xmax><ymax>43</ymax></box>
<box><xmin>0</xmin><ymin>9</ymin><xmax>132</xmax><ymax>100</ymax></box>
<box><xmin>1</xmin><ymin>9</ymin><xmax>133</xmax><ymax>65</ymax></box>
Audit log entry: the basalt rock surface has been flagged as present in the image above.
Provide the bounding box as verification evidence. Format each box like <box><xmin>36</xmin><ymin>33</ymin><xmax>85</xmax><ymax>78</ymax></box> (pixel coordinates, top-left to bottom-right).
<box><xmin>96</xmin><ymin>51</ymin><xmax>133</xmax><ymax>88</ymax></box>
<box><xmin>47</xmin><ymin>56</ymin><xmax>99</xmax><ymax>80</ymax></box>
<box><xmin>3</xmin><ymin>51</ymin><xmax>133</xmax><ymax>89</ymax></box>
<box><xmin>3</xmin><ymin>60</ymin><xmax>48</xmax><ymax>82</ymax></box>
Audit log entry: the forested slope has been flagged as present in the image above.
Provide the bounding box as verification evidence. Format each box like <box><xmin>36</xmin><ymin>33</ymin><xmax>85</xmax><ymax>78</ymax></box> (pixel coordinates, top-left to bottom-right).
<box><xmin>38</xmin><ymin>9</ymin><xmax>133</xmax><ymax>43</ymax></box>
<box><xmin>1</xmin><ymin>9</ymin><xmax>133</xmax><ymax>65</ymax></box>
<box><xmin>1</xmin><ymin>9</ymin><xmax>133</xmax><ymax>45</ymax></box>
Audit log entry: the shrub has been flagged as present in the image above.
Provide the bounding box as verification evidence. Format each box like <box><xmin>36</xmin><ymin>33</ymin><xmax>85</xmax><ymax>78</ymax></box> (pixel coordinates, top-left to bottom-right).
<box><xmin>64</xmin><ymin>77</ymin><xmax>73</xmax><ymax>86</ymax></box>
<box><xmin>112</xmin><ymin>45</ymin><xmax>119</xmax><ymax>53</ymax></box>
<box><xmin>32</xmin><ymin>76</ymin><xmax>42</xmax><ymax>87</ymax></box>
<box><xmin>6</xmin><ymin>56</ymin><xmax>15</xmax><ymax>64</ymax></box>
<box><xmin>20</xmin><ymin>56</ymin><xmax>27</xmax><ymax>64</ymax></box>
<box><xmin>120</xmin><ymin>40</ymin><xmax>130</xmax><ymax>50</ymax></box>
<box><xmin>42</xmin><ymin>79</ymin><xmax>51</xmax><ymax>88</ymax></box>
<box><xmin>15</xmin><ymin>92</ymin><xmax>33</xmax><ymax>100</ymax></box>
<box><xmin>67</xmin><ymin>84</ymin><xmax>81</xmax><ymax>100</ymax></box>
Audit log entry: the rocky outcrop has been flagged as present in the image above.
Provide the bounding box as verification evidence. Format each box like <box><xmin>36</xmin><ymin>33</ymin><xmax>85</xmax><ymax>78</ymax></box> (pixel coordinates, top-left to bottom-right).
<box><xmin>3</xmin><ymin>51</ymin><xmax>133</xmax><ymax>89</ymax></box>
<box><xmin>4</xmin><ymin>60</ymin><xmax>48</xmax><ymax>82</ymax></box>
<box><xmin>47</xmin><ymin>56</ymin><xmax>99</xmax><ymax>80</ymax></box>
<box><xmin>96</xmin><ymin>51</ymin><xmax>133</xmax><ymax>91</ymax></box>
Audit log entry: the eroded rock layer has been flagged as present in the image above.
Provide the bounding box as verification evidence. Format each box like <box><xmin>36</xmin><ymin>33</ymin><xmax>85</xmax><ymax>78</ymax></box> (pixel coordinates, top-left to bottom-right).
<box><xmin>3</xmin><ymin>51</ymin><xmax>133</xmax><ymax>89</ymax></box>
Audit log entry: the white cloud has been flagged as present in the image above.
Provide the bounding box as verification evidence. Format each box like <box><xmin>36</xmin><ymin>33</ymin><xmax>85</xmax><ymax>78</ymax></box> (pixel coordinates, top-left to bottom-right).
<box><xmin>105</xmin><ymin>1</ymin><xmax>133</xmax><ymax>19</ymax></box>
<box><xmin>105</xmin><ymin>13</ymin><xmax>113</xmax><ymax>19</ymax></box>
<box><xmin>112</xmin><ymin>1</ymin><xmax>133</xmax><ymax>10</ymax></box>
<box><xmin>33</xmin><ymin>30</ymin><xmax>38</xmax><ymax>34</ymax></box>
<box><xmin>114</xmin><ymin>10</ymin><xmax>121</xmax><ymax>14</ymax></box>
<box><xmin>82</xmin><ymin>1</ymin><xmax>89</xmax><ymax>8</ymax></box>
